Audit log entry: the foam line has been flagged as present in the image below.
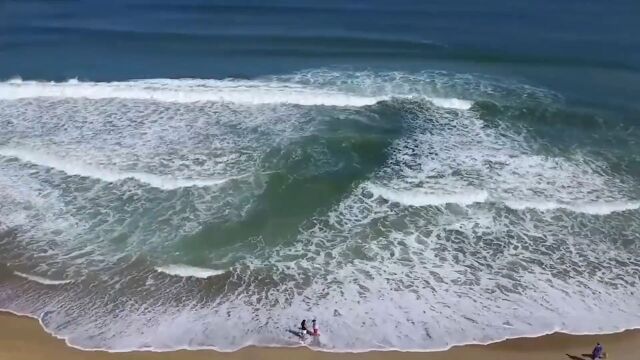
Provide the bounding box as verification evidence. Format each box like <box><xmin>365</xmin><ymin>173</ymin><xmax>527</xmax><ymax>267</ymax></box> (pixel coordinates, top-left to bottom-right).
<box><xmin>0</xmin><ymin>308</ymin><xmax>638</xmax><ymax>354</ymax></box>
<box><xmin>0</xmin><ymin>78</ymin><xmax>384</xmax><ymax>106</ymax></box>
<box><xmin>155</xmin><ymin>264</ymin><xmax>225</xmax><ymax>278</ymax></box>
<box><xmin>368</xmin><ymin>185</ymin><xmax>639</xmax><ymax>215</ymax></box>
<box><xmin>0</xmin><ymin>78</ymin><xmax>473</xmax><ymax>109</ymax></box>
<box><xmin>367</xmin><ymin>184</ymin><xmax>488</xmax><ymax>207</ymax></box>
<box><xmin>0</xmin><ymin>147</ymin><xmax>231</xmax><ymax>190</ymax></box>
<box><xmin>504</xmin><ymin>200</ymin><xmax>640</xmax><ymax>215</ymax></box>
<box><xmin>13</xmin><ymin>271</ymin><xmax>73</xmax><ymax>285</ymax></box>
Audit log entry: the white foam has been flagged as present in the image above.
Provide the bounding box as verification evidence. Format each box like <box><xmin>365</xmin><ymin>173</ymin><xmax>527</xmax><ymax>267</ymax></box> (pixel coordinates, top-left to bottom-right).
<box><xmin>367</xmin><ymin>185</ymin><xmax>640</xmax><ymax>215</ymax></box>
<box><xmin>428</xmin><ymin>97</ymin><xmax>473</xmax><ymax>110</ymax></box>
<box><xmin>0</xmin><ymin>77</ymin><xmax>473</xmax><ymax>109</ymax></box>
<box><xmin>0</xmin><ymin>147</ymin><xmax>232</xmax><ymax>190</ymax></box>
<box><xmin>13</xmin><ymin>271</ymin><xmax>73</xmax><ymax>285</ymax></box>
<box><xmin>0</xmin><ymin>78</ymin><xmax>384</xmax><ymax>107</ymax></box>
<box><xmin>1</xmin><ymin>69</ymin><xmax>639</xmax><ymax>353</ymax></box>
<box><xmin>505</xmin><ymin>200</ymin><xmax>640</xmax><ymax>215</ymax></box>
<box><xmin>155</xmin><ymin>264</ymin><xmax>225</xmax><ymax>279</ymax></box>
<box><xmin>367</xmin><ymin>184</ymin><xmax>488</xmax><ymax>206</ymax></box>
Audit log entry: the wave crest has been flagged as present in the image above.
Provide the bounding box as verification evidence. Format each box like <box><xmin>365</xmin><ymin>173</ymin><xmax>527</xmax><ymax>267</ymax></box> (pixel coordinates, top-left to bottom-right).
<box><xmin>367</xmin><ymin>184</ymin><xmax>488</xmax><ymax>206</ymax></box>
<box><xmin>368</xmin><ymin>185</ymin><xmax>639</xmax><ymax>215</ymax></box>
<box><xmin>504</xmin><ymin>200</ymin><xmax>640</xmax><ymax>215</ymax></box>
<box><xmin>0</xmin><ymin>147</ymin><xmax>232</xmax><ymax>189</ymax></box>
<box><xmin>155</xmin><ymin>264</ymin><xmax>225</xmax><ymax>278</ymax></box>
<box><xmin>0</xmin><ymin>77</ymin><xmax>472</xmax><ymax>109</ymax></box>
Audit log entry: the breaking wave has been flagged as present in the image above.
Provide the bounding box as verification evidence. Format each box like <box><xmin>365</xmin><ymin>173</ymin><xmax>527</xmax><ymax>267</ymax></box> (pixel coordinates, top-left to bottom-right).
<box><xmin>0</xmin><ymin>147</ymin><xmax>233</xmax><ymax>189</ymax></box>
<box><xmin>367</xmin><ymin>184</ymin><xmax>489</xmax><ymax>206</ymax></box>
<box><xmin>154</xmin><ymin>264</ymin><xmax>226</xmax><ymax>278</ymax></box>
<box><xmin>0</xmin><ymin>77</ymin><xmax>473</xmax><ymax>110</ymax></box>
<box><xmin>503</xmin><ymin>200</ymin><xmax>640</xmax><ymax>215</ymax></box>
<box><xmin>368</xmin><ymin>185</ymin><xmax>640</xmax><ymax>214</ymax></box>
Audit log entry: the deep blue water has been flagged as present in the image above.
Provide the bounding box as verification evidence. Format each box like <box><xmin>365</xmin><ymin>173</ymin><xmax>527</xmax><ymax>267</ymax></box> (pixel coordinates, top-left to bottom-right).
<box><xmin>2</xmin><ymin>0</ymin><xmax>639</xmax><ymax>112</ymax></box>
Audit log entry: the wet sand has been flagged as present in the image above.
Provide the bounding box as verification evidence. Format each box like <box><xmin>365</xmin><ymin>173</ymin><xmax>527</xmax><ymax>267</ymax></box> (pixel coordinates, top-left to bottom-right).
<box><xmin>1</xmin><ymin>312</ymin><xmax>638</xmax><ymax>360</ymax></box>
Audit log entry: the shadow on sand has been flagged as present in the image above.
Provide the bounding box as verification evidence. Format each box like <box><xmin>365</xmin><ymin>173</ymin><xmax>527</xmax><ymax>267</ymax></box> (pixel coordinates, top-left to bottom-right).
<box><xmin>567</xmin><ymin>354</ymin><xmax>599</xmax><ymax>360</ymax></box>
<box><xmin>566</xmin><ymin>355</ymin><xmax>586</xmax><ymax>360</ymax></box>
<box><xmin>287</xmin><ymin>329</ymin><xmax>304</xmax><ymax>339</ymax></box>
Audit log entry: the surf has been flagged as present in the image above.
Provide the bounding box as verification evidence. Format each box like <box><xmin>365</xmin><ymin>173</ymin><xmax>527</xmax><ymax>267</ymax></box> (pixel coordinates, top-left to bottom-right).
<box><xmin>0</xmin><ymin>76</ymin><xmax>473</xmax><ymax>110</ymax></box>
<box><xmin>503</xmin><ymin>200</ymin><xmax>640</xmax><ymax>215</ymax></box>
<box><xmin>367</xmin><ymin>184</ymin><xmax>640</xmax><ymax>215</ymax></box>
<box><xmin>154</xmin><ymin>264</ymin><xmax>225</xmax><ymax>278</ymax></box>
<box><xmin>13</xmin><ymin>271</ymin><xmax>73</xmax><ymax>285</ymax></box>
<box><xmin>1</xmin><ymin>69</ymin><xmax>639</xmax><ymax>353</ymax></box>
<box><xmin>367</xmin><ymin>184</ymin><xmax>489</xmax><ymax>207</ymax></box>
<box><xmin>0</xmin><ymin>147</ymin><xmax>234</xmax><ymax>190</ymax></box>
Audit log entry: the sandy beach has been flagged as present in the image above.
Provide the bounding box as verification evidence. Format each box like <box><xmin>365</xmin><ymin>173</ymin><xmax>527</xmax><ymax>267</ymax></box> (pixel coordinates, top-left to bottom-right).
<box><xmin>0</xmin><ymin>311</ymin><xmax>638</xmax><ymax>360</ymax></box>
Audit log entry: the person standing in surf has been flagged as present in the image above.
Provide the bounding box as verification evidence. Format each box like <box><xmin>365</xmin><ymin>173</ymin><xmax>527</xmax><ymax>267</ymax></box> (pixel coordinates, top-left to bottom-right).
<box><xmin>300</xmin><ymin>319</ymin><xmax>308</xmax><ymax>334</ymax></box>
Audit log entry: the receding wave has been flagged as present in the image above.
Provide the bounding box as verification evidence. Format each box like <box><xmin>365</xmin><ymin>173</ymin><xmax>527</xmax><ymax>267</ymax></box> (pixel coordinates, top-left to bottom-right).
<box><xmin>155</xmin><ymin>264</ymin><xmax>225</xmax><ymax>278</ymax></box>
<box><xmin>13</xmin><ymin>271</ymin><xmax>73</xmax><ymax>285</ymax></box>
<box><xmin>0</xmin><ymin>147</ymin><xmax>232</xmax><ymax>189</ymax></box>
<box><xmin>0</xmin><ymin>77</ymin><xmax>473</xmax><ymax>110</ymax></box>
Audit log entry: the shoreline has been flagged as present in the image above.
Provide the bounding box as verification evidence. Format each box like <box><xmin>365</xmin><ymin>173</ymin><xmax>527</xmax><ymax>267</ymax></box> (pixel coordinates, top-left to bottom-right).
<box><xmin>2</xmin><ymin>311</ymin><xmax>639</xmax><ymax>360</ymax></box>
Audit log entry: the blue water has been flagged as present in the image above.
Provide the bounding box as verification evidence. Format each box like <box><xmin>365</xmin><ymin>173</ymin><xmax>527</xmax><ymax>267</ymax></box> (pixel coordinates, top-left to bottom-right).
<box><xmin>2</xmin><ymin>0</ymin><xmax>639</xmax><ymax>110</ymax></box>
<box><xmin>1</xmin><ymin>0</ymin><xmax>639</xmax><ymax>352</ymax></box>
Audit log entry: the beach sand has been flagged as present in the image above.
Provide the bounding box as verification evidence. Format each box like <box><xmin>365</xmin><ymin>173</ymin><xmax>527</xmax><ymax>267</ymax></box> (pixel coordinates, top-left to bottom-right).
<box><xmin>1</xmin><ymin>312</ymin><xmax>638</xmax><ymax>360</ymax></box>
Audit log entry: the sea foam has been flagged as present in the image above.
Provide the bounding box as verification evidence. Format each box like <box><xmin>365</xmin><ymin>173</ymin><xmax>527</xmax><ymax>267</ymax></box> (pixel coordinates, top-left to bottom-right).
<box><xmin>155</xmin><ymin>264</ymin><xmax>225</xmax><ymax>278</ymax></box>
<box><xmin>0</xmin><ymin>147</ymin><xmax>232</xmax><ymax>190</ymax></box>
<box><xmin>1</xmin><ymin>70</ymin><xmax>638</xmax><ymax>353</ymax></box>
<box><xmin>367</xmin><ymin>184</ymin><xmax>488</xmax><ymax>206</ymax></box>
<box><xmin>504</xmin><ymin>200</ymin><xmax>640</xmax><ymax>215</ymax></box>
<box><xmin>0</xmin><ymin>77</ymin><xmax>472</xmax><ymax>110</ymax></box>
<box><xmin>13</xmin><ymin>271</ymin><xmax>73</xmax><ymax>285</ymax></box>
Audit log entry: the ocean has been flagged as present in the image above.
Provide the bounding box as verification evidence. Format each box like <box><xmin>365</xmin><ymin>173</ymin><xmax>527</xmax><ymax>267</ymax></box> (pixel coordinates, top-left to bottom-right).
<box><xmin>0</xmin><ymin>0</ymin><xmax>639</xmax><ymax>352</ymax></box>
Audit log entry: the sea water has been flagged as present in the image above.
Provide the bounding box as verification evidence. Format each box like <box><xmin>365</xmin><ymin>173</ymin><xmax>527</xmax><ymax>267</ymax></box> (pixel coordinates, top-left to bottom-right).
<box><xmin>0</xmin><ymin>0</ymin><xmax>639</xmax><ymax>352</ymax></box>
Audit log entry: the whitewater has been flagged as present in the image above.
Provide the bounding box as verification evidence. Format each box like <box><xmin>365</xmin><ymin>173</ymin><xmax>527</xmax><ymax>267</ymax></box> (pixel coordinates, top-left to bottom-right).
<box><xmin>0</xmin><ymin>77</ymin><xmax>473</xmax><ymax>110</ymax></box>
<box><xmin>0</xmin><ymin>70</ymin><xmax>639</xmax><ymax>353</ymax></box>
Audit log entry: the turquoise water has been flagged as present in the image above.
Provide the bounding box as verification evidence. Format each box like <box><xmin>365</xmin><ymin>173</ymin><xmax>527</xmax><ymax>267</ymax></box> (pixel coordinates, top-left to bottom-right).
<box><xmin>0</xmin><ymin>0</ymin><xmax>639</xmax><ymax>352</ymax></box>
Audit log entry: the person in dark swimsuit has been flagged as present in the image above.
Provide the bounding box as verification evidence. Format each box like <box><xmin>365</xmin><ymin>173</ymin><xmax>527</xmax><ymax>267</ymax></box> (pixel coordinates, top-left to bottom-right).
<box><xmin>300</xmin><ymin>319</ymin><xmax>308</xmax><ymax>334</ymax></box>
<box><xmin>591</xmin><ymin>342</ymin><xmax>603</xmax><ymax>359</ymax></box>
